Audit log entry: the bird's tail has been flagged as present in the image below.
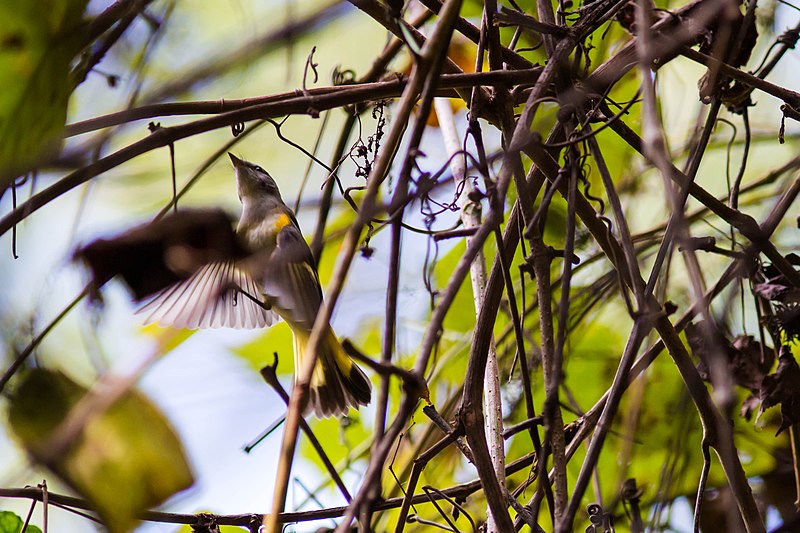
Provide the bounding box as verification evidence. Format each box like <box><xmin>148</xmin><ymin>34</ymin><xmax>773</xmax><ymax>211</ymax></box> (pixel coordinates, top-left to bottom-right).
<box><xmin>292</xmin><ymin>326</ymin><xmax>371</xmax><ymax>418</ymax></box>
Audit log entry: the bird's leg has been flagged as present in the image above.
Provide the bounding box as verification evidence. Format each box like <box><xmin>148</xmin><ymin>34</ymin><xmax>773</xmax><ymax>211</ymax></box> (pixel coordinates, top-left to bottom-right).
<box><xmin>225</xmin><ymin>282</ymin><xmax>273</xmax><ymax>311</ymax></box>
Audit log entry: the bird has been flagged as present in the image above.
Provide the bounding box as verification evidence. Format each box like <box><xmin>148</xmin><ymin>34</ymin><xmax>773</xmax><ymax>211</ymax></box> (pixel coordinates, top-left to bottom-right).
<box><xmin>138</xmin><ymin>153</ymin><xmax>371</xmax><ymax>417</ymax></box>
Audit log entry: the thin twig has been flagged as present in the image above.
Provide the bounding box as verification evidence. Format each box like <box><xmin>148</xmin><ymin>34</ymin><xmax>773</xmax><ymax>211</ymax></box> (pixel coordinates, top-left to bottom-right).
<box><xmin>259</xmin><ymin>361</ymin><xmax>352</xmax><ymax>503</ymax></box>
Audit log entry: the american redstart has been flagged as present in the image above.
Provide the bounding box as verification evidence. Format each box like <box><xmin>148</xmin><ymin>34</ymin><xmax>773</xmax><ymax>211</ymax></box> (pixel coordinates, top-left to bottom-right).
<box><xmin>139</xmin><ymin>153</ymin><xmax>371</xmax><ymax>417</ymax></box>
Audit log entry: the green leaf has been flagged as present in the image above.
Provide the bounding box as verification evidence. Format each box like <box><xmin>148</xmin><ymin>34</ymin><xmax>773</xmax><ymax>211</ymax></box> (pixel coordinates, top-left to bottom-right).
<box><xmin>301</xmin><ymin>410</ymin><xmax>370</xmax><ymax>473</ymax></box>
<box><xmin>8</xmin><ymin>369</ymin><xmax>194</xmax><ymax>533</ymax></box>
<box><xmin>0</xmin><ymin>0</ymin><xmax>88</xmax><ymax>184</ymax></box>
<box><xmin>0</xmin><ymin>511</ymin><xmax>22</xmax><ymax>533</ymax></box>
<box><xmin>434</xmin><ymin>241</ymin><xmax>478</xmax><ymax>333</ymax></box>
<box><xmin>233</xmin><ymin>322</ymin><xmax>295</xmax><ymax>374</ymax></box>
<box><xmin>0</xmin><ymin>510</ymin><xmax>42</xmax><ymax>533</ymax></box>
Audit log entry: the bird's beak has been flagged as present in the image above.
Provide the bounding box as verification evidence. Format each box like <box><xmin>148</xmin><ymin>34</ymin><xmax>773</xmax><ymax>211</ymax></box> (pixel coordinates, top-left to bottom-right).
<box><xmin>228</xmin><ymin>152</ymin><xmax>244</xmax><ymax>168</ymax></box>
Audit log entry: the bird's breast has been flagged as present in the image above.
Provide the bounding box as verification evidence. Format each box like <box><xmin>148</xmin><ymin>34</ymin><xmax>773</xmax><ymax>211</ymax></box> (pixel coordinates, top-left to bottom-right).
<box><xmin>238</xmin><ymin>210</ymin><xmax>294</xmax><ymax>251</ymax></box>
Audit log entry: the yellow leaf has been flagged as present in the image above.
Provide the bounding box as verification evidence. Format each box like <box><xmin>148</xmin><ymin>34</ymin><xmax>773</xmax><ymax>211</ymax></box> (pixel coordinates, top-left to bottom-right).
<box><xmin>8</xmin><ymin>369</ymin><xmax>194</xmax><ymax>533</ymax></box>
<box><xmin>140</xmin><ymin>323</ymin><xmax>196</xmax><ymax>354</ymax></box>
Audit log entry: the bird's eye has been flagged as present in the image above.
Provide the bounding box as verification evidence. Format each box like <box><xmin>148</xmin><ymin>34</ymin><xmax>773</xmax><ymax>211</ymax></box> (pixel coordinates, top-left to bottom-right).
<box><xmin>253</xmin><ymin>165</ymin><xmax>265</xmax><ymax>173</ymax></box>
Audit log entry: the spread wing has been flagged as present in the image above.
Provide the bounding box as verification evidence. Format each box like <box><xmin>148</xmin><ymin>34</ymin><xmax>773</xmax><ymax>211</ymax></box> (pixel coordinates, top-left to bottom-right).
<box><xmin>136</xmin><ymin>261</ymin><xmax>279</xmax><ymax>329</ymax></box>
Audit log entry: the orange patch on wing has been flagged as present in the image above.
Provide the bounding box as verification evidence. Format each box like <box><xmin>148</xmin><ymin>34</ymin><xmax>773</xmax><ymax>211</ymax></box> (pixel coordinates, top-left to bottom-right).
<box><xmin>273</xmin><ymin>213</ymin><xmax>293</xmax><ymax>232</ymax></box>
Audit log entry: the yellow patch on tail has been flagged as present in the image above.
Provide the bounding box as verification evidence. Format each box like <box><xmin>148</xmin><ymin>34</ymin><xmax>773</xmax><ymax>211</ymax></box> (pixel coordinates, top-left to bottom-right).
<box><xmin>291</xmin><ymin>325</ymin><xmax>369</xmax><ymax>417</ymax></box>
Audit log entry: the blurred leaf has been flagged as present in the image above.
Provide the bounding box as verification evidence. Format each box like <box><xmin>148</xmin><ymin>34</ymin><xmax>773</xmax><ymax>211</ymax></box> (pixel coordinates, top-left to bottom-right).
<box><xmin>140</xmin><ymin>324</ymin><xmax>196</xmax><ymax>354</ymax></box>
<box><xmin>434</xmin><ymin>241</ymin><xmax>477</xmax><ymax>333</ymax></box>
<box><xmin>233</xmin><ymin>321</ymin><xmax>294</xmax><ymax>374</ymax></box>
<box><xmin>353</xmin><ymin>318</ymin><xmax>382</xmax><ymax>358</ymax></box>
<box><xmin>0</xmin><ymin>510</ymin><xmax>42</xmax><ymax>533</ymax></box>
<box><xmin>8</xmin><ymin>369</ymin><xmax>194</xmax><ymax>533</ymax></box>
<box><xmin>302</xmin><ymin>409</ymin><xmax>370</xmax><ymax>472</ymax></box>
<box><xmin>315</xmin><ymin>205</ymin><xmax>357</xmax><ymax>287</ymax></box>
<box><xmin>0</xmin><ymin>511</ymin><xmax>21</xmax><ymax>533</ymax></box>
<box><xmin>0</xmin><ymin>0</ymin><xmax>88</xmax><ymax>184</ymax></box>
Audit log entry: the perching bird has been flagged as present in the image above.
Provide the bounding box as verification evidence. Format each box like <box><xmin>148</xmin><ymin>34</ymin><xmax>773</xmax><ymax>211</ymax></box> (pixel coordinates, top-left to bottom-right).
<box><xmin>138</xmin><ymin>153</ymin><xmax>371</xmax><ymax>417</ymax></box>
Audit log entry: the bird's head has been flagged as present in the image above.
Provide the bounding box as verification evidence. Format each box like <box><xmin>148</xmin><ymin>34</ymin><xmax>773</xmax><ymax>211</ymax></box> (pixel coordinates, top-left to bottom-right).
<box><xmin>228</xmin><ymin>153</ymin><xmax>282</xmax><ymax>203</ymax></box>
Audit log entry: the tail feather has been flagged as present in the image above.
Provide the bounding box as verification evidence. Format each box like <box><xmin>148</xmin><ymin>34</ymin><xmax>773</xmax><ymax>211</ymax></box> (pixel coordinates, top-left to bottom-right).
<box><xmin>293</xmin><ymin>327</ymin><xmax>371</xmax><ymax>418</ymax></box>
